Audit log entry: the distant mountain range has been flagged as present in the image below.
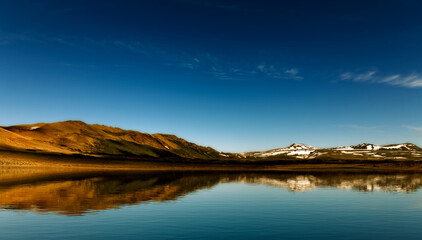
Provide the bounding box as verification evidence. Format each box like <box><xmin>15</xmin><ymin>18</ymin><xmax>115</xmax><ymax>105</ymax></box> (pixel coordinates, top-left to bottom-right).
<box><xmin>241</xmin><ymin>143</ymin><xmax>422</xmax><ymax>161</ymax></box>
<box><xmin>0</xmin><ymin>121</ymin><xmax>421</xmax><ymax>161</ymax></box>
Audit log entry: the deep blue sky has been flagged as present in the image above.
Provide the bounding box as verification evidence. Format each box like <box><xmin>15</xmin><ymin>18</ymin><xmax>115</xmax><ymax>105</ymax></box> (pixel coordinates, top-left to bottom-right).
<box><xmin>1</xmin><ymin>0</ymin><xmax>421</xmax><ymax>152</ymax></box>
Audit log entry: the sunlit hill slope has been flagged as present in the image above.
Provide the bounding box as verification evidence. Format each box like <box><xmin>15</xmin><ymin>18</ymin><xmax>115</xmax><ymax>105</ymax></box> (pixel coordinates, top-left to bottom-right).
<box><xmin>0</xmin><ymin>121</ymin><xmax>220</xmax><ymax>159</ymax></box>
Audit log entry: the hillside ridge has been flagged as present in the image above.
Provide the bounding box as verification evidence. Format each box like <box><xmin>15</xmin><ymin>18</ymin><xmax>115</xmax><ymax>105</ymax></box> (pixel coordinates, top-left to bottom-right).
<box><xmin>0</xmin><ymin>120</ymin><xmax>220</xmax><ymax>159</ymax></box>
<box><xmin>1</xmin><ymin>121</ymin><xmax>421</xmax><ymax>161</ymax></box>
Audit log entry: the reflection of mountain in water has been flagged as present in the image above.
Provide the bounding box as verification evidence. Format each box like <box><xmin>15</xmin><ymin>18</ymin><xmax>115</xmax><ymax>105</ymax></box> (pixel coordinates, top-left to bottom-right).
<box><xmin>0</xmin><ymin>170</ymin><xmax>221</xmax><ymax>216</ymax></box>
<box><xmin>241</xmin><ymin>175</ymin><xmax>422</xmax><ymax>192</ymax></box>
<box><xmin>1</xmin><ymin>169</ymin><xmax>422</xmax><ymax>215</ymax></box>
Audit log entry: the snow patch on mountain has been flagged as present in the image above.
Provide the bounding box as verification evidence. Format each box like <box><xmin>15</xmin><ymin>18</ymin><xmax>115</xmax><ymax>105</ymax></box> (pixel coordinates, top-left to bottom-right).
<box><xmin>338</xmin><ymin>143</ymin><xmax>418</xmax><ymax>151</ymax></box>
<box><xmin>380</xmin><ymin>144</ymin><xmax>414</xmax><ymax>150</ymax></box>
<box><xmin>351</xmin><ymin>143</ymin><xmax>381</xmax><ymax>150</ymax></box>
<box><xmin>247</xmin><ymin>143</ymin><xmax>318</xmax><ymax>158</ymax></box>
<box><xmin>336</xmin><ymin>146</ymin><xmax>354</xmax><ymax>150</ymax></box>
<box><xmin>287</xmin><ymin>150</ymin><xmax>313</xmax><ymax>156</ymax></box>
<box><xmin>241</xmin><ymin>142</ymin><xmax>421</xmax><ymax>160</ymax></box>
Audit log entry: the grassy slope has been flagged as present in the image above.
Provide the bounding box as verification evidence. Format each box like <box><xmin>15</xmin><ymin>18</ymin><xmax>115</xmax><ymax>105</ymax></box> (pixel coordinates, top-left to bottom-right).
<box><xmin>0</xmin><ymin>121</ymin><xmax>221</xmax><ymax>159</ymax></box>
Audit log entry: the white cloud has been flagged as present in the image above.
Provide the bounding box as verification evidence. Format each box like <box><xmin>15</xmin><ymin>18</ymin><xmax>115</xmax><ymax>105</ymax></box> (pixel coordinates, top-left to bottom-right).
<box><xmin>340</xmin><ymin>71</ymin><xmax>376</xmax><ymax>82</ymax></box>
<box><xmin>381</xmin><ymin>73</ymin><xmax>422</xmax><ymax>88</ymax></box>
<box><xmin>177</xmin><ymin>0</ymin><xmax>240</xmax><ymax>10</ymax></box>
<box><xmin>339</xmin><ymin>70</ymin><xmax>422</xmax><ymax>88</ymax></box>
<box><xmin>404</xmin><ymin>126</ymin><xmax>422</xmax><ymax>136</ymax></box>
<box><xmin>285</xmin><ymin>68</ymin><xmax>298</xmax><ymax>75</ymax></box>
<box><xmin>284</xmin><ymin>68</ymin><xmax>302</xmax><ymax>79</ymax></box>
<box><xmin>354</xmin><ymin>71</ymin><xmax>377</xmax><ymax>81</ymax></box>
<box><xmin>339</xmin><ymin>124</ymin><xmax>383</xmax><ymax>132</ymax></box>
<box><xmin>256</xmin><ymin>64</ymin><xmax>303</xmax><ymax>80</ymax></box>
<box><xmin>43</xmin><ymin>36</ymin><xmax>303</xmax><ymax>81</ymax></box>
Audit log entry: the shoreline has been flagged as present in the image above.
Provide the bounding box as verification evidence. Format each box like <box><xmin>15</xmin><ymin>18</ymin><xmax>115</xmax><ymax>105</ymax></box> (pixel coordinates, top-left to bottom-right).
<box><xmin>1</xmin><ymin>150</ymin><xmax>422</xmax><ymax>172</ymax></box>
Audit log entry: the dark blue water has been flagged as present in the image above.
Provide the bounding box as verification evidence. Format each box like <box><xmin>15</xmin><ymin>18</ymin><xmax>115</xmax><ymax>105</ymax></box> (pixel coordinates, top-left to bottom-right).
<box><xmin>1</xmin><ymin>170</ymin><xmax>422</xmax><ymax>239</ymax></box>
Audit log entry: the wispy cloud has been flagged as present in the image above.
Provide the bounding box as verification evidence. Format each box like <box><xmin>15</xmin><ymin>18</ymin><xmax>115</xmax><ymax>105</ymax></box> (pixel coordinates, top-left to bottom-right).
<box><xmin>380</xmin><ymin>73</ymin><xmax>422</xmax><ymax>88</ymax></box>
<box><xmin>0</xmin><ymin>32</ymin><xmax>33</xmax><ymax>45</ymax></box>
<box><xmin>404</xmin><ymin>125</ymin><xmax>422</xmax><ymax>136</ymax></box>
<box><xmin>177</xmin><ymin>0</ymin><xmax>241</xmax><ymax>10</ymax></box>
<box><xmin>340</xmin><ymin>71</ymin><xmax>376</xmax><ymax>82</ymax></box>
<box><xmin>4</xmin><ymin>33</ymin><xmax>303</xmax><ymax>81</ymax></box>
<box><xmin>49</xmin><ymin>36</ymin><xmax>90</xmax><ymax>49</ymax></box>
<box><xmin>339</xmin><ymin>124</ymin><xmax>384</xmax><ymax>132</ymax></box>
<box><xmin>108</xmin><ymin>40</ymin><xmax>303</xmax><ymax>81</ymax></box>
<box><xmin>256</xmin><ymin>64</ymin><xmax>303</xmax><ymax>80</ymax></box>
<box><xmin>284</xmin><ymin>68</ymin><xmax>303</xmax><ymax>80</ymax></box>
<box><xmin>339</xmin><ymin>70</ymin><xmax>422</xmax><ymax>88</ymax></box>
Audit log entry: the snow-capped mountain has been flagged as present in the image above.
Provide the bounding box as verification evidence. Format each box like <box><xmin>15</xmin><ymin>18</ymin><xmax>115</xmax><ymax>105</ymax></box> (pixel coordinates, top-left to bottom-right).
<box><xmin>336</xmin><ymin>143</ymin><xmax>420</xmax><ymax>151</ymax></box>
<box><xmin>241</xmin><ymin>143</ymin><xmax>422</xmax><ymax>160</ymax></box>
<box><xmin>378</xmin><ymin>143</ymin><xmax>420</xmax><ymax>151</ymax></box>
<box><xmin>243</xmin><ymin>143</ymin><xmax>319</xmax><ymax>159</ymax></box>
<box><xmin>350</xmin><ymin>143</ymin><xmax>380</xmax><ymax>150</ymax></box>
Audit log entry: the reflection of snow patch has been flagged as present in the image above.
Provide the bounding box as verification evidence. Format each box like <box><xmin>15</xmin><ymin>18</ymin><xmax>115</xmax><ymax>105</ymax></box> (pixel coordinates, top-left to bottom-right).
<box><xmin>245</xmin><ymin>176</ymin><xmax>316</xmax><ymax>191</ymax></box>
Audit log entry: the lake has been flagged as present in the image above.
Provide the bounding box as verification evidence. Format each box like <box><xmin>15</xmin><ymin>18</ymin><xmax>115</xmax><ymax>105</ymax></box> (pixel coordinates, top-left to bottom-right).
<box><xmin>1</xmin><ymin>168</ymin><xmax>422</xmax><ymax>239</ymax></box>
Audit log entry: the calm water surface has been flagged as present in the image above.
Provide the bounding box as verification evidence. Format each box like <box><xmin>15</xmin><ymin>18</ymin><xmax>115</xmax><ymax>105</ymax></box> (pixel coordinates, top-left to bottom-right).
<box><xmin>1</xmin><ymin>168</ymin><xmax>422</xmax><ymax>239</ymax></box>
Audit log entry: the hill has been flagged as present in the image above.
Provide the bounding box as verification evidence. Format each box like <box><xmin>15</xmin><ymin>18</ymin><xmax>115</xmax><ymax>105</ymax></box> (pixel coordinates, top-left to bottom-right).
<box><xmin>1</xmin><ymin>121</ymin><xmax>421</xmax><ymax>162</ymax></box>
<box><xmin>0</xmin><ymin>121</ymin><xmax>221</xmax><ymax>159</ymax></box>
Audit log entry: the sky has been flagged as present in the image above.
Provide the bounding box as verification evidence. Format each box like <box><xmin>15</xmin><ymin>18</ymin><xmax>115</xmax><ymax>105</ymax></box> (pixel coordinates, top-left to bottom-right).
<box><xmin>0</xmin><ymin>0</ymin><xmax>421</xmax><ymax>152</ymax></box>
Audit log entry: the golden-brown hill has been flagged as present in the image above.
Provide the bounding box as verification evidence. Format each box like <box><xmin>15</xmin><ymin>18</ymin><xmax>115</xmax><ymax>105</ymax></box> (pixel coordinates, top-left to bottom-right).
<box><xmin>0</xmin><ymin>120</ymin><xmax>221</xmax><ymax>159</ymax></box>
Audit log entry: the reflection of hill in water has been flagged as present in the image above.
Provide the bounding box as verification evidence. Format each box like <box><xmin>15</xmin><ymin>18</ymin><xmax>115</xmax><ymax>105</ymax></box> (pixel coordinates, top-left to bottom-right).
<box><xmin>1</xmin><ymin>169</ymin><xmax>422</xmax><ymax>215</ymax></box>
